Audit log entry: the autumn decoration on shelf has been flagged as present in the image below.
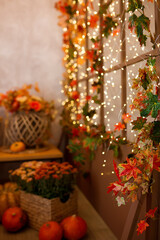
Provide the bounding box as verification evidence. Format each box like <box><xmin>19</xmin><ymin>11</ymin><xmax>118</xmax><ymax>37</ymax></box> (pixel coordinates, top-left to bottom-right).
<box><xmin>0</xmin><ymin>84</ymin><xmax>56</xmax><ymax>148</ymax></box>
<box><xmin>0</xmin><ymin>83</ymin><xmax>56</xmax><ymax>120</ymax></box>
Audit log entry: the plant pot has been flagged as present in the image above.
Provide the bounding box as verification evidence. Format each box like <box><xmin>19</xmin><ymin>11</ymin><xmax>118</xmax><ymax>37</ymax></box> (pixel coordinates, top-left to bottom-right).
<box><xmin>20</xmin><ymin>189</ymin><xmax>78</xmax><ymax>230</ymax></box>
<box><xmin>4</xmin><ymin>112</ymin><xmax>50</xmax><ymax>147</ymax></box>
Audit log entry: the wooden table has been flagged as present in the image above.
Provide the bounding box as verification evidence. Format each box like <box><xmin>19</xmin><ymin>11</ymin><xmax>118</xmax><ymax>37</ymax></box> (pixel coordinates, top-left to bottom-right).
<box><xmin>0</xmin><ymin>188</ymin><xmax>117</xmax><ymax>240</ymax></box>
<box><xmin>0</xmin><ymin>144</ymin><xmax>63</xmax><ymax>162</ymax></box>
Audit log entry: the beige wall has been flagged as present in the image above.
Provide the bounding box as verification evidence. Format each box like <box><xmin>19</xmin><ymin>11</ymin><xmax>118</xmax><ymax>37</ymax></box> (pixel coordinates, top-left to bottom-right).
<box><xmin>0</xmin><ymin>0</ymin><xmax>64</xmax><ymax>146</ymax></box>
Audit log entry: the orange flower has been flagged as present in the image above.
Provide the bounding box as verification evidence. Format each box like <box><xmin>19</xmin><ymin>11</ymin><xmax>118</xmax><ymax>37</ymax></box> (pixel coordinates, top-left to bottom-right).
<box><xmin>114</xmin><ymin>122</ymin><xmax>125</xmax><ymax>131</ymax></box>
<box><xmin>71</xmin><ymin>91</ymin><xmax>79</xmax><ymax>100</ymax></box>
<box><xmin>122</xmin><ymin>113</ymin><xmax>131</xmax><ymax>123</ymax></box>
<box><xmin>70</xmin><ymin>80</ymin><xmax>77</xmax><ymax>87</ymax></box>
<box><xmin>112</xmin><ymin>29</ymin><xmax>120</xmax><ymax>37</ymax></box>
<box><xmin>86</xmin><ymin>95</ymin><xmax>91</xmax><ymax>101</ymax></box>
<box><xmin>76</xmin><ymin>114</ymin><xmax>82</xmax><ymax>120</ymax></box>
<box><xmin>89</xmin><ymin>15</ymin><xmax>99</xmax><ymax>28</ymax></box>
<box><xmin>77</xmin><ymin>57</ymin><xmax>85</xmax><ymax>65</ymax></box>
<box><xmin>86</xmin><ymin>50</ymin><xmax>94</xmax><ymax>62</ymax></box>
<box><xmin>29</xmin><ymin>101</ymin><xmax>42</xmax><ymax>111</ymax></box>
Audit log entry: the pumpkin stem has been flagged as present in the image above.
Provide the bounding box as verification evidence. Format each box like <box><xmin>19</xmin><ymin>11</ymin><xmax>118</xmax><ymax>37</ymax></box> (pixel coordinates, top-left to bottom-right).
<box><xmin>46</xmin><ymin>223</ymin><xmax>50</xmax><ymax>227</ymax></box>
<box><xmin>12</xmin><ymin>212</ymin><xmax>16</xmax><ymax>217</ymax></box>
<box><xmin>72</xmin><ymin>214</ymin><xmax>76</xmax><ymax>218</ymax></box>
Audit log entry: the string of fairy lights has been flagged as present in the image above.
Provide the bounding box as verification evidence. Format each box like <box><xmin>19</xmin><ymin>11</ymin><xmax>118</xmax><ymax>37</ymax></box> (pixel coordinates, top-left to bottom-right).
<box><xmin>57</xmin><ymin>0</ymin><xmax>160</xmax><ymax>175</ymax></box>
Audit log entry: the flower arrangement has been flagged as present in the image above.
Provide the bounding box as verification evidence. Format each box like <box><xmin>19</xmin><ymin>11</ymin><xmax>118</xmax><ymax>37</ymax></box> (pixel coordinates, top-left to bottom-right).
<box><xmin>0</xmin><ymin>83</ymin><xmax>56</xmax><ymax>121</ymax></box>
<box><xmin>10</xmin><ymin>161</ymin><xmax>77</xmax><ymax>201</ymax></box>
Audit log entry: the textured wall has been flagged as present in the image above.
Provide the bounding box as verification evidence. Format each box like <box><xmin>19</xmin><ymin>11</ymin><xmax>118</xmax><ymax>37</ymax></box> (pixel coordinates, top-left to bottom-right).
<box><xmin>0</xmin><ymin>0</ymin><xmax>64</xmax><ymax>146</ymax></box>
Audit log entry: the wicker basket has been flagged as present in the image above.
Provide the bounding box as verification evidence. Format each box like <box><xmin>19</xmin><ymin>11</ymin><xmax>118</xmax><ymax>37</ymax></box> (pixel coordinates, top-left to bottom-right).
<box><xmin>4</xmin><ymin>112</ymin><xmax>49</xmax><ymax>147</ymax></box>
<box><xmin>20</xmin><ymin>189</ymin><xmax>78</xmax><ymax>230</ymax></box>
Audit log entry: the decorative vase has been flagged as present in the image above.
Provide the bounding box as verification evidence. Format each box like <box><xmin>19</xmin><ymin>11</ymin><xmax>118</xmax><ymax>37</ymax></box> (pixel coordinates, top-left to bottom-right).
<box><xmin>20</xmin><ymin>189</ymin><xmax>78</xmax><ymax>230</ymax></box>
<box><xmin>4</xmin><ymin>112</ymin><xmax>50</xmax><ymax>147</ymax></box>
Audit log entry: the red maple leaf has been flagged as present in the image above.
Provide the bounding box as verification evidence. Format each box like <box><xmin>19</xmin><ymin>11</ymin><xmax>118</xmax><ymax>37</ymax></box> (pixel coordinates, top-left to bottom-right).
<box><xmin>153</xmin><ymin>154</ymin><xmax>160</xmax><ymax>171</ymax></box>
<box><xmin>137</xmin><ymin>220</ymin><xmax>149</xmax><ymax>235</ymax></box>
<box><xmin>86</xmin><ymin>50</ymin><xmax>94</xmax><ymax>62</ymax></box>
<box><xmin>145</xmin><ymin>207</ymin><xmax>158</xmax><ymax>219</ymax></box>
<box><xmin>120</xmin><ymin>158</ymin><xmax>142</xmax><ymax>180</ymax></box>
<box><xmin>113</xmin><ymin>160</ymin><xmax>121</xmax><ymax>182</ymax></box>
<box><xmin>72</xmin><ymin>128</ymin><xmax>80</xmax><ymax>137</ymax></box>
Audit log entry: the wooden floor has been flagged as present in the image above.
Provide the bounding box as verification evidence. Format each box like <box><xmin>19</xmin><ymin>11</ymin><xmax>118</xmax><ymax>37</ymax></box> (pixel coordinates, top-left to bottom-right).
<box><xmin>0</xmin><ymin>188</ymin><xmax>117</xmax><ymax>240</ymax></box>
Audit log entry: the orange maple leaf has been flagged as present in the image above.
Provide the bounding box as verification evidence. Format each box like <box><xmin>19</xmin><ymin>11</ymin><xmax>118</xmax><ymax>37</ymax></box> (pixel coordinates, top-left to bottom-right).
<box><xmin>112</xmin><ymin>29</ymin><xmax>120</xmax><ymax>37</ymax></box>
<box><xmin>114</xmin><ymin>122</ymin><xmax>125</xmax><ymax>131</ymax></box>
<box><xmin>86</xmin><ymin>50</ymin><xmax>94</xmax><ymax>62</ymax></box>
<box><xmin>89</xmin><ymin>15</ymin><xmax>99</xmax><ymax>28</ymax></box>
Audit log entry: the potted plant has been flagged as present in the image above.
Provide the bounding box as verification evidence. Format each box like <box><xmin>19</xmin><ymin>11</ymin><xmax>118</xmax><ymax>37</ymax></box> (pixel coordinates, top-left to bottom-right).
<box><xmin>10</xmin><ymin>161</ymin><xmax>78</xmax><ymax>230</ymax></box>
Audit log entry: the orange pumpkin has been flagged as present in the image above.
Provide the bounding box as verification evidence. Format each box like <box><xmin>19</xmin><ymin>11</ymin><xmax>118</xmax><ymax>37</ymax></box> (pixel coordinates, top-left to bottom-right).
<box><xmin>61</xmin><ymin>215</ymin><xmax>87</xmax><ymax>240</ymax></box>
<box><xmin>0</xmin><ymin>182</ymin><xmax>20</xmax><ymax>222</ymax></box>
<box><xmin>39</xmin><ymin>221</ymin><xmax>63</xmax><ymax>240</ymax></box>
<box><xmin>2</xmin><ymin>207</ymin><xmax>27</xmax><ymax>232</ymax></box>
<box><xmin>10</xmin><ymin>141</ymin><xmax>26</xmax><ymax>153</ymax></box>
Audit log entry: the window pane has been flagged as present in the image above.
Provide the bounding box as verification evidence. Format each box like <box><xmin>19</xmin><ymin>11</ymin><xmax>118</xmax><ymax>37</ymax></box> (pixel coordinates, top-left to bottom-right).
<box><xmin>103</xmin><ymin>0</ymin><xmax>121</xmax><ymax>69</ymax></box>
<box><xmin>104</xmin><ymin>69</ymin><xmax>121</xmax><ymax>131</ymax></box>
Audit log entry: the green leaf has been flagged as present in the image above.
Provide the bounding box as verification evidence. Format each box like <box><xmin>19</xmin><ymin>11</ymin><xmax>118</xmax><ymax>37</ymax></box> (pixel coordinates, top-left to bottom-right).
<box><xmin>147</xmin><ymin>57</ymin><xmax>156</xmax><ymax>67</ymax></box>
<box><xmin>82</xmin><ymin>103</ymin><xmax>89</xmax><ymax>116</ymax></box>
<box><xmin>92</xmin><ymin>95</ymin><xmax>101</xmax><ymax>104</ymax></box>
<box><xmin>150</xmin><ymin>121</ymin><xmax>160</xmax><ymax>144</ymax></box>
<box><xmin>99</xmin><ymin>1</ymin><xmax>113</xmax><ymax>15</ymax></box>
<box><xmin>127</xmin><ymin>0</ymin><xmax>143</xmax><ymax>13</ymax></box>
<box><xmin>140</xmin><ymin>105</ymin><xmax>152</xmax><ymax>117</ymax></box>
<box><xmin>73</xmin><ymin>154</ymin><xmax>85</xmax><ymax>164</ymax></box>
<box><xmin>83</xmin><ymin>137</ymin><xmax>97</xmax><ymax>151</ymax></box>
<box><xmin>140</xmin><ymin>93</ymin><xmax>160</xmax><ymax>118</ymax></box>
<box><xmin>132</xmin><ymin>117</ymin><xmax>147</xmax><ymax>130</ymax></box>
<box><xmin>152</xmin><ymin>103</ymin><xmax>160</xmax><ymax>118</ymax></box>
<box><xmin>109</xmin><ymin>144</ymin><xmax>119</xmax><ymax>158</ymax></box>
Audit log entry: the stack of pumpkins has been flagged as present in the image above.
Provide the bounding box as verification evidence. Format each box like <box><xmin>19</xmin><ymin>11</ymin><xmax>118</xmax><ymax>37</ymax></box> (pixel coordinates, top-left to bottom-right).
<box><xmin>0</xmin><ymin>182</ymin><xmax>87</xmax><ymax>240</ymax></box>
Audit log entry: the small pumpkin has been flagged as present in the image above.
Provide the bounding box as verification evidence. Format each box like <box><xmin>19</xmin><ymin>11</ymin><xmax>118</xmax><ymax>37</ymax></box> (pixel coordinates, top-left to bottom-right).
<box><xmin>61</xmin><ymin>215</ymin><xmax>87</xmax><ymax>240</ymax></box>
<box><xmin>2</xmin><ymin>207</ymin><xmax>27</xmax><ymax>232</ymax></box>
<box><xmin>10</xmin><ymin>141</ymin><xmax>26</xmax><ymax>153</ymax></box>
<box><xmin>39</xmin><ymin>221</ymin><xmax>63</xmax><ymax>240</ymax></box>
<box><xmin>0</xmin><ymin>182</ymin><xmax>20</xmax><ymax>222</ymax></box>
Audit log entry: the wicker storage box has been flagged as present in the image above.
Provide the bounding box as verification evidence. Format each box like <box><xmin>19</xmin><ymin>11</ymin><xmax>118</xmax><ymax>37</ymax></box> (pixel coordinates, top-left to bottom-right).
<box><xmin>20</xmin><ymin>189</ymin><xmax>78</xmax><ymax>230</ymax></box>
